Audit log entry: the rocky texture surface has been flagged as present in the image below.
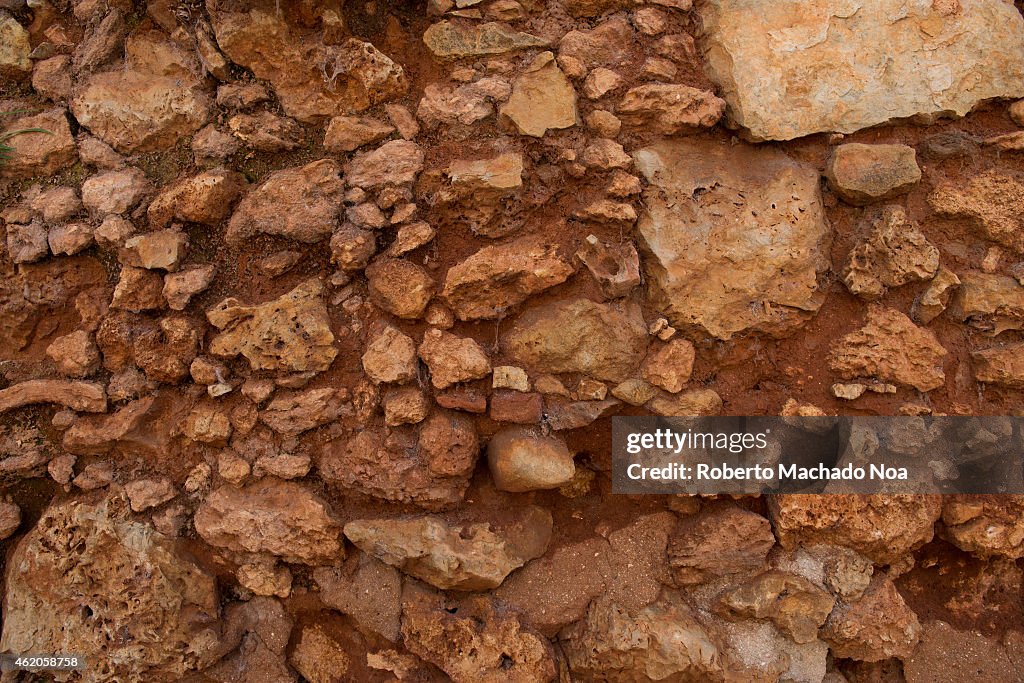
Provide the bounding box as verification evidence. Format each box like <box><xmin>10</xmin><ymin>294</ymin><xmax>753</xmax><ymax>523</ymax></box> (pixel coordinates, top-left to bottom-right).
<box><xmin>699</xmin><ymin>0</ymin><xmax>1024</xmax><ymax>140</ymax></box>
<box><xmin>634</xmin><ymin>138</ymin><xmax>830</xmax><ymax>339</ymax></box>
<box><xmin>0</xmin><ymin>0</ymin><xmax>1022</xmax><ymax>679</ymax></box>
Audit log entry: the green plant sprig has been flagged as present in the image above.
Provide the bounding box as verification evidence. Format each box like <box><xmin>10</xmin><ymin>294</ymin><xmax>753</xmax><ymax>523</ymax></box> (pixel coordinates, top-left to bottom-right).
<box><xmin>0</xmin><ymin>111</ymin><xmax>52</xmax><ymax>167</ymax></box>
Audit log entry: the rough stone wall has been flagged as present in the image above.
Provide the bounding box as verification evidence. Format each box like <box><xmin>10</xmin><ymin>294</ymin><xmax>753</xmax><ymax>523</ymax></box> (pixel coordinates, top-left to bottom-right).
<box><xmin>1</xmin><ymin>0</ymin><xmax>1024</xmax><ymax>681</ymax></box>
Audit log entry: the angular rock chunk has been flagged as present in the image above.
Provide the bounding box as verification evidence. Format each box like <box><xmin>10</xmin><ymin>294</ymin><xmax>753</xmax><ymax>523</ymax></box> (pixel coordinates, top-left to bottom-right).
<box><xmin>634</xmin><ymin>138</ymin><xmax>830</xmax><ymax>340</ymax></box>
<box><xmin>913</xmin><ymin>266</ymin><xmax>960</xmax><ymax>324</ymax></box>
<box><xmin>148</xmin><ymin>168</ymin><xmax>247</xmax><ymax>228</ymax></box>
<box><xmin>948</xmin><ymin>271</ymin><xmax>1024</xmax><ymax>335</ymax></box>
<box><xmin>194</xmin><ymin>480</ymin><xmax>343</xmax><ymax>565</ymax></box>
<box><xmin>323</xmin><ymin>116</ymin><xmax>394</xmax><ymax>153</ymax></box>
<box><xmin>617</xmin><ymin>84</ymin><xmax>725</xmax><ymax>134</ymax></box>
<box><xmin>699</xmin><ymin>0</ymin><xmax>1024</xmax><ymax>140</ymax></box>
<box><xmin>362</xmin><ymin>326</ymin><xmax>418</xmax><ymax>384</ymax></box>
<box><xmin>826</xmin><ymin>144</ymin><xmax>921</xmax><ymax>206</ymax></box>
<box><xmin>558</xmin><ymin>17</ymin><xmax>635</xmax><ymax>69</ymax></box>
<box><xmin>259</xmin><ymin>388</ymin><xmax>349</xmax><ymax>435</ymax></box>
<box><xmin>72</xmin><ymin>71</ymin><xmax>210</xmax><ymax>152</ymax></box>
<box><xmin>423</xmin><ymin>20</ymin><xmax>546</xmax><ymax>59</ymax></box>
<box><xmin>822</xmin><ymin>575</ymin><xmax>921</xmax><ymax>662</ymax></box>
<box><xmin>562</xmin><ymin>596</ymin><xmax>724</xmax><ymax>682</ymax></box>
<box><xmin>842</xmin><ymin>206</ymin><xmax>939</xmax><ymax>300</ymax></box>
<box><xmin>418</xmin><ymin>329</ymin><xmax>491</xmax><ymax>389</ymax></box>
<box><xmin>973</xmin><ymin>343</ymin><xmax>1024</xmax><ymax>389</ymax></box>
<box><xmin>207</xmin><ymin>278</ymin><xmax>337</xmax><ymax>373</ymax></box>
<box><xmin>942</xmin><ymin>496</ymin><xmax>1024</xmax><ymax>559</ymax></box>
<box><xmin>929</xmin><ymin>171</ymin><xmax>1024</xmax><ymax>253</ymax></box>
<box><xmin>641</xmin><ymin>339</ymin><xmax>696</xmax><ymax>394</ymax></box>
<box><xmin>769</xmin><ymin>494</ymin><xmax>941</xmax><ymax>566</ymax></box>
<box><xmin>0</xmin><ymin>492</ymin><xmax>221</xmax><ymax>680</ymax></box>
<box><xmin>720</xmin><ymin>570</ymin><xmax>835</xmax><ymax>643</ymax></box>
<box><xmin>46</xmin><ymin>330</ymin><xmax>100</xmax><ymax>378</ymax></box>
<box><xmin>0</xmin><ymin>11</ymin><xmax>30</xmax><ymax>78</ymax></box>
<box><xmin>417</xmin><ymin>77</ymin><xmax>511</xmax><ymax>128</ymax></box>
<box><xmin>226</xmin><ymin>160</ymin><xmax>344</xmax><ymax>244</ymax></box>
<box><xmin>487</xmin><ymin>427</ymin><xmax>575</xmax><ymax>492</ymax></box>
<box><xmin>442</xmin><ymin>236</ymin><xmax>573</xmax><ymax>320</ymax></box>
<box><xmin>314</xmin><ymin>556</ymin><xmax>402</xmax><ymax>641</ymax></box>
<box><xmin>668</xmin><ymin>505</ymin><xmax>774</xmax><ymax>584</ymax></box>
<box><xmin>345</xmin><ymin>140</ymin><xmax>424</xmax><ymax>189</ymax></box>
<box><xmin>120</xmin><ymin>230</ymin><xmax>188</xmax><ymax>271</ymax></box>
<box><xmin>344</xmin><ymin>506</ymin><xmax>551</xmax><ymax>590</ymax></box>
<box><xmin>829</xmin><ymin>305</ymin><xmax>947</xmax><ymax>392</ymax></box>
<box><xmin>210</xmin><ymin>7</ymin><xmax>407</xmax><ymax>122</ymax></box>
<box><xmin>319</xmin><ymin>411</ymin><xmax>479</xmax><ymax>510</ymax></box>
<box><xmin>164</xmin><ymin>265</ymin><xmax>216</xmax><ymax>311</ymax></box>
<box><xmin>0</xmin><ymin>109</ymin><xmax>77</xmax><ymax>179</ymax></box>
<box><xmin>503</xmin><ymin>298</ymin><xmax>648</xmax><ymax>383</ymax></box>
<box><xmin>366</xmin><ymin>258</ymin><xmax>435</xmax><ymax>319</ymax></box>
<box><xmin>0</xmin><ymin>380</ymin><xmax>106</xmax><ymax>413</ymax></box>
<box><xmin>499</xmin><ymin>52</ymin><xmax>577</xmax><ymax>137</ymax></box>
<box><xmin>576</xmin><ymin>235</ymin><xmax>641</xmax><ymax>298</ymax></box>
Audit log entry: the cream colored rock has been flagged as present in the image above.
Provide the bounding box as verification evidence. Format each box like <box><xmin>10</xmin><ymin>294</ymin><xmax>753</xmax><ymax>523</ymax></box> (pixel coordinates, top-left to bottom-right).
<box><xmin>492</xmin><ymin>366</ymin><xmax>530</xmax><ymax>392</ymax></box>
<box><xmin>913</xmin><ymin>266</ymin><xmax>960</xmax><ymax>324</ymax></box>
<box><xmin>948</xmin><ymin>271</ymin><xmax>1024</xmax><ymax>335</ymax></box>
<box><xmin>973</xmin><ymin>343</ymin><xmax>1024</xmax><ymax>388</ymax></box>
<box><xmin>503</xmin><ymin>298</ymin><xmax>648</xmax><ymax>383</ymax></box>
<box><xmin>929</xmin><ymin>171</ymin><xmax>1024</xmax><ymax>253</ymax></box>
<box><xmin>418</xmin><ymin>329</ymin><xmax>491</xmax><ymax>389</ymax></box>
<box><xmin>499</xmin><ymin>52</ymin><xmax>577</xmax><ymax>137</ymax></box>
<box><xmin>699</xmin><ymin>0</ymin><xmax>1024</xmax><ymax>140</ymax></box>
<box><xmin>487</xmin><ymin>427</ymin><xmax>575</xmax><ymax>492</ymax></box>
<box><xmin>422</xmin><ymin>20</ymin><xmax>546</xmax><ymax>59</ymax></box>
<box><xmin>769</xmin><ymin>494</ymin><xmax>941</xmax><ymax>565</ymax></box>
<box><xmin>344</xmin><ymin>506</ymin><xmax>551</xmax><ymax>590</ymax></box>
<box><xmin>842</xmin><ymin>206</ymin><xmax>939</xmax><ymax>300</ymax></box>
<box><xmin>362</xmin><ymin>326</ymin><xmax>418</xmax><ymax>384</ymax></box>
<box><xmin>442</xmin><ymin>236</ymin><xmax>573</xmax><ymax>320</ymax></box>
<box><xmin>829</xmin><ymin>305</ymin><xmax>947</xmax><ymax>392</ymax></box>
<box><xmin>617</xmin><ymin>84</ymin><xmax>725</xmax><ymax>135</ymax></box>
<box><xmin>207</xmin><ymin>278</ymin><xmax>337</xmax><ymax>373</ymax></box>
<box><xmin>72</xmin><ymin>71</ymin><xmax>210</xmax><ymax>152</ymax></box>
<box><xmin>0</xmin><ymin>11</ymin><xmax>30</xmax><ymax>78</ymax></box>
<box><xmin>194</xmin><ymin>479</ymin><xmax>343</xmax><ymax>565</ymax></box>
<box><xmin>634</xmin><ymin>138</ymin><xmax>830</xmax><ymax>340</ymax></box>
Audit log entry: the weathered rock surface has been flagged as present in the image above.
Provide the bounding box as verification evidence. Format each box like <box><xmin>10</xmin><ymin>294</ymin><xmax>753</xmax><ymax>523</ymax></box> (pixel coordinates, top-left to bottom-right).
<box><xmin>344</xmin><ymin>505</ymin><xmax>551</xmax><ymax>590</ymax></box>
<box><xmin>942</xmin><ymin>496</ymin><xmax>1024</xmax><ymax>559</ymax></box>
<box><xmin>499</xmin><ymin>52</ymin><xmax>577</xmax><ymax>137</ymax></box>
<box><xmin>487</xmin><ymin>427</ymin><xmax>575</xmax><ymax>491</ymax></box>
<box><xmin>346</xmin><ymin>140</ymin><xmax>424</xmax><ymax>189</ymax></box>
<box><xmin>904</xmin><ymin>621</ymin><xmax>1023</xmax><ymax>683</ymax></box>
<box><xmin>423</xmin><ymin>20</ymin><xmax>547</xmax><ymax>59</ymax></box>
<box><xmin>0</xmin><ymin>492</ymin><xmax>221</xmax><ymax>681</ymax></box>
<box><xmin>0</xmin><ymin>11</ymin><xmax>30</xmax><ymax>78</ymax></box>
<box><xmin>72</xmin><ymin>71</ymin><xmax>210</xmax><ymax>152</ymax></box>
<box><xmin>503</xmin><ymin>298</ymin><xmax>648</xmax><ymax>382</ymax></box>
<box><xmin>617</xmin><ymin>84</ymin><xmax>725</xmax><ymax>134</ymax></box>
<box><xmin>148</xmin><ymin>169</ymin><xmax>247</xmax><ymax>228</ymax></box>
<box><xmin>418</xmin><ymin>329</ymin><xmax>491</xmax><ymax>389</ymax></box>
<box><xmin>720</xmin><ymin>570</ymin><xmax>835</xmax><ymax>643</ymax></box>
<box><xmin>362</xmin><ymin>325</ymin><xmax>418</xmax><ymax>384</ymax></box>
<box><xmin>442</xmin><ymin>237</ymin><xmax>573</xmax><ymax>320</ymax></box>
<box><xmin>822</xmin><ymin>575</ymin><xmax>921</xmax><ymax>662</ymax></box>
<box><xmin>826</xmin><ymin>144</ymin><xmax>921</xmax><ymax>205</ymax></box>
<box><xmin>259</xmin><ymin>388</ymin><xmax>349</xmax><ymax>435</ymax></box>
<box><xmin>562</xmin><ymin>595</ymin><xmax>724</xmax><ymax>682</ymax></box>
<box><xmin>972</xmin><ymin>343</ymin><xmax>1024</xmax><ymax>388</ymax></box>
<box><xmin>366</xmin><ymin>258</ymin><xmax>435</xmax><ymax>319</ymax></box>
<box><xmin>929</xmin><ymin>170</ymin><xmax>1024</xmax><ymax>253</ymax></box>
<box><xmin>323</xmin><ymin>115</ymin><xmax>394</xmax><ymax>153</ymax></box>
<box><xmin>226</xmin><ymin>160</ymin><xmax>344</xmax><ymax>244</ymax></box>
<box><xmin>209</xmin><ymin>6</ymin><xmax>407</xmax><ymax>122</ymax></box>
<box><xmin>641</xmin><ymin>339</ymin><xmax>696</xmax><ymax>394</ymax></box>
<box><xmin>842</xmin><ymin>206</ymin><xmax>939</xmax><ymax>300</ymax></box>
<box><xmin>207</xmin><ymin>279</ymin><xmax>337</xmax><ymax>373</ymax></box>
<box><xmin>418</xmin><ymin>77</ymin><xmax>511</xmax><ymax>128</ymax></box>
<box><xmin>829</xmin><ymin>305</ymin><xmax>947</xmax><ymax>391</ymax></box>
<box><xmin>669</xmin><ymin>505</ymin><xmax>775</xmax><ymax>584</ymax></box>
<box><xmin>634</xmin><ymin>139</ymin><xmax>831</xmax><ymax>339</ymax></box>
<box><xmin>0</xmin><ymin>109</ymin><xmax>77</xmax><ymax>179</ymax></box>
<box><xmin>576</xmin><ymin>236</ymin><xmax>641</xmax><ymax>298</ymax></box>
<box><xmin>698</xmin><ymin>0</ymin><xmax>1024</xmax><ymax>140</ymax></box>
<box><xmin>194</xmin><ymin>479</ymin><xmax>343</xmax><ymax>565</ymax></box>
<box><xmin>0</xmin><ymin>380</ymin><xmax>106</xmax><ymax>413</ymax></box>
<box><xmin>948</xmin><ymin>271</ymin><xmax>1024</xmax><ymax>335</ymax></box>
<box><xmin>770</xmin><ymin>494</ymin><xmax>941</xmax><ymax>566</ymax></box>
<box><xmin>319</xmin><ymin>411</ymin><xmax>479</xmax><ymax>509</ymax></box>
<box><xmin>314</xmin><ymin>556</ymin><xmax>403</xmax><ymax>641</ymax></box>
